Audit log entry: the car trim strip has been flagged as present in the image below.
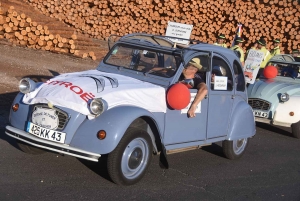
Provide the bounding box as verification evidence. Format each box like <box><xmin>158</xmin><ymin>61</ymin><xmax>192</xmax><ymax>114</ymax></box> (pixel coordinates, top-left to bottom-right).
<box><xmin>5</xmin><ymin>125</ymin><xmax>101</xmax><ymax>162</ymax></box>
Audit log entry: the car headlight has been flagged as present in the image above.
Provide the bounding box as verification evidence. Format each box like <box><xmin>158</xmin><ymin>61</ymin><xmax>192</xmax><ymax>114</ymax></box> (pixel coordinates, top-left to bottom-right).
<box><xmin>89</xmin><ymin>98</ymin><xmax>106</xmax><ymax>116</ymax></box>
<box><xmin>19</xmin><ymin>78</ymin><xmax>36</xmax><ymax>94</ymax></box>
<box><xmin>280</xmin><ymin>93</ymin><xmax>289</xmax><ymax>102</ymax></box>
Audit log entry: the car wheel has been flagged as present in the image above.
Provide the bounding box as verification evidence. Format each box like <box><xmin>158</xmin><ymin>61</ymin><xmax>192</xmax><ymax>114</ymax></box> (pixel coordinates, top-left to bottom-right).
<box><xmin>107</xmin><ymin>127</ymin><xmax>153</xmax><ymax>185</ymax></box>
<box><xmin>16</xmin><ymin>140</ymin><xmax>46</xmax><ymax>155</ymax></box>
<box><xmin>291</xmin><ymin>121</ymin><xmax>300</xmax><ymax>139</ymax></box>
<box><xmin>222</xmin><ymin>138</ymin><xmax>249</xmax><ymax>160</ymax></box>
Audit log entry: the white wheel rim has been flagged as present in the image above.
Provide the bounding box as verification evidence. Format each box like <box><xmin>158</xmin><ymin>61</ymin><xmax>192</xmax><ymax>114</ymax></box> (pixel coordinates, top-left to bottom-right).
<box><xmin>233</xmin><ymin>138</ymin><xmax>247</xmax><ymax>155</ymax></box>
<box><xmin>121</xmin><ymin>137</ymin><xmax>149</xmax><ymax>180</ymax></box>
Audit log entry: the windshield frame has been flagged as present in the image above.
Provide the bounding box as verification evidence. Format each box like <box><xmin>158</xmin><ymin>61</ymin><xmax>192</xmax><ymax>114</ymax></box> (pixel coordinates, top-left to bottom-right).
<box><xmin>97</xmin><ymin>41</ymin><xmax>183</xmax><ymax>87</ymax></box>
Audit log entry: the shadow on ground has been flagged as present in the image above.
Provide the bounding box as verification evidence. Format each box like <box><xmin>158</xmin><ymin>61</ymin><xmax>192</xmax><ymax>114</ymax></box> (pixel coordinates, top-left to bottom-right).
<box><xmin>0</xmin><ymin>91</ymin><xmax>18</xmax><ymax>144</ymax></box>
<box><xmin>201</xmin><ymin>143</ymin><xmax>225</xmax><ymax>158</ymax></box>
<box><xmin>78</xmin><ymin>155</ymin><xmax>113</xmax><ymax>183</ymax></box>
<box><xmin>256</xmin><ymin>122</ymin><xmax>293</xmax><ymax>138</ymax></box>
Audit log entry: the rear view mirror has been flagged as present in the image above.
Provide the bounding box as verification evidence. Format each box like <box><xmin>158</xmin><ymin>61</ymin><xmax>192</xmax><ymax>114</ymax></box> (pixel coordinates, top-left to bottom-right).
<box><xmin>144</xmin><ymin>52</ymin><xmax>156</xmax><ymax>58</ymax></box>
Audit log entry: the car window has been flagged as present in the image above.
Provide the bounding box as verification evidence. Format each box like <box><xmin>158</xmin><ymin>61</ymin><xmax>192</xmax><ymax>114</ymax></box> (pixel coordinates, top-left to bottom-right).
<box><xmin>271</xmin><ymin>54</ymin><xmax>295</xmax><ymax>62</ymax></box>
<box><xmin>177</xmin><ymin>55</ymin><xmax>209</xmax><ymax>87</ymax></box>
<box><xmin>233</xmin><ymin>60</ymin><xmax>245</xmax><ymax>91</ymax></box>
<box><xmin>267</xmin><ymin>61</ymin><xmax>300</xmax><ymax>79</ymax></box>
<box><xmin>211</xmin><ymin>56</ymin><xmax>233</xmax><ymax>91</ymax></box>
<box><xmin>195</xmin><ymin>55</ymin><xmax>209</xmax><ymax>82</ymax></box>
<box><xmin>104</xmin><ymin>45</ymin><xmax>180</xmax><ymax>78</ymax></box>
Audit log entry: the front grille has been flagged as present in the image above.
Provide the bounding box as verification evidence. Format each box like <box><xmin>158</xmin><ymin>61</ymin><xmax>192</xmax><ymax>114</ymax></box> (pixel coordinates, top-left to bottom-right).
<box><xmin>248</xmin><ymin>98</ymin><xmax>271</xmax><ymax>110</ymax></box>
<box><xmin>32</xmin><ymin>104</ymin><xmax>69</xmax><ymax>130</ymax></box>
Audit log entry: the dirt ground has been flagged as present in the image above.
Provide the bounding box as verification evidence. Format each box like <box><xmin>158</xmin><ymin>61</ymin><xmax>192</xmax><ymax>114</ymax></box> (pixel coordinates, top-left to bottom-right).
<box><xmin>0</xmin><ymin>42</ymin><xmax>108</xmax><ymax>128</ymax></box>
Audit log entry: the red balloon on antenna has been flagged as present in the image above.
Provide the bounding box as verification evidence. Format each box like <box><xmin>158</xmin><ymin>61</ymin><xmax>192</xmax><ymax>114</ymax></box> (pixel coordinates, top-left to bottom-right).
<box><xmin>167</xmin><ymin>83</ymin><xmax>191</xmax><ymax>110</ymax></box>
<box><xmin>263</xmin><ymin>66</ymin><xmax>278</xmax><ymax>79</ymax></box>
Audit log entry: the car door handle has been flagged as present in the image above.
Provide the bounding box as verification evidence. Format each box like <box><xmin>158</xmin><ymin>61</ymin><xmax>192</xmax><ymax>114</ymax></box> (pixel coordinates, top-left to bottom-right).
<box><xmin>232</xmin><ymin>95</ymin><xmax>235</xmax><ymax>99</ymax></box>
<box><xmin>205</xmin><ymin>95</ymin><xmax>208</xmax><ymax>99</ymax></box>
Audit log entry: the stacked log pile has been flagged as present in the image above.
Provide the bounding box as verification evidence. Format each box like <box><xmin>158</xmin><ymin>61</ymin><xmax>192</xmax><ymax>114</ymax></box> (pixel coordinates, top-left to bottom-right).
<box><xmin>0</xmin><ymin>0</ymin><xmax>107</xmax><ymax>60</ymax></box>
<box><xmin>1</xmin><ymin>0</ymin><xmax>299</xmax><ymax>55</ymax></box>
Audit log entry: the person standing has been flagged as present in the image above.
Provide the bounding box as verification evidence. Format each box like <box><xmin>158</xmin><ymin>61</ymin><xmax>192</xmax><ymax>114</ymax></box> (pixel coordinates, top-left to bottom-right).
<box><xmin>292</xmin><ymin>49</ymin><xmax>300</xmax><ymax>62</ymax></box>
<box><xmin>245</xmin><ymin>42</ymin><xmax>258</xmax><ymax>60</ymax></box>
<box><xmin>213</xmin><ymin>34</ymin><xmax>227</xmax><ymax>48</ymax></box>
<box><xmin>291</xmin><ymin>49</ymin><xmax>299</xmax><ymax>57</ymax></box>
<box><xmin>254</xmin><ymin>38</ymin><xmax>271</xmax><ymax>79</ymax></box>
<box><xmin>230</xmin><ymin>37</ymin><xmax>245</xmax><ymax>66</ymax></box>
<box><xmin>257</xmin><ymin>38</ymin><xmax>271</xmax><ymax>69</ymax></box>
<box><xmin>270</xmin><ymin>38</ymin><xmax>281</xmax><ymax>57</ymax></box>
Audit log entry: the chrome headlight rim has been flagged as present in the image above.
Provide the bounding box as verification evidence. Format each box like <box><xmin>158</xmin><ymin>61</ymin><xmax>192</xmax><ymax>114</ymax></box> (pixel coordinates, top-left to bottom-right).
<box><xmin>280</xmin><ymin>93</ymin><xmax>289</xmax><ymax>102</ymax></box>
<box><xmin>19</xmin><ymin>78</ymin><xmax>36</xmax><ymax>94</ymax></box>
<box><xmin>89</xmin><ymin>98</ymin><xmax>106</xmax><ymax>116</ymax></box>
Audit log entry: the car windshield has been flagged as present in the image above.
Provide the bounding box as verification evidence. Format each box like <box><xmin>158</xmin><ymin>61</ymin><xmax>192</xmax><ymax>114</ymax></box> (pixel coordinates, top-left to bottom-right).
<box><xmin>104</xmin><ymin>45</ymin><xmax>181</xmax><ymax>78</ymax></box>
<box><xmin>266</xmin><ymin>61</ymin><xmax>300</xmax><ymax>79</ymax></box>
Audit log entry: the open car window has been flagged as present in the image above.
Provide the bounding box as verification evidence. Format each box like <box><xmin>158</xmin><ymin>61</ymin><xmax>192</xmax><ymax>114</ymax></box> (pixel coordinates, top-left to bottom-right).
<box><xmin>104</xmin><ymin>45</ymin><xmax>181</xmax><ymax>78</ymax></box>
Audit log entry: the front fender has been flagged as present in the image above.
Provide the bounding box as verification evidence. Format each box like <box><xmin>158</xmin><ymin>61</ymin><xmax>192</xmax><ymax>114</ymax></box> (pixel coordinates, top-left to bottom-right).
<box><xmin>273</xmin><ymin>96</ymin><xmax>300</xmax><ymax>125</ymax></box>
<box><xmin>70</xmin><ymin>106</ymin><xmax>164</xmax><ymax>154</ymax></box>
<box><xmin>228</xmin><ymin>97</ymin><xmax>256</xmax><ymax>140</ymax></box>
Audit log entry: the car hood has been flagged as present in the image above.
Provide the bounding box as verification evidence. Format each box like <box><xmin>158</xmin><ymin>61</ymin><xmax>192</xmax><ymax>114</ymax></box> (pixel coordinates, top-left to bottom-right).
<box><xmin>248</xmin><ymin>77</ymin><xmax>300</xmax><ymax>102</ymax></box>
<box><xmin>23</xmin><ymin>70</ymin><xmax>167</xmax><ymax>116</ymax></box>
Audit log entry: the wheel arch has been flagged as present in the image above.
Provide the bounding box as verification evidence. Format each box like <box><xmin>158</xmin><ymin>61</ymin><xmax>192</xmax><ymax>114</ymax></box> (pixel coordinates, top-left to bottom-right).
<box><xmin>228</xmin><ymin>99</ymin><xmax>256</xmax><ymax>140</ymax></box>
<box><xmin>70</xmin><ymin>106</ymin><xmax>164</xmax><ymax>154</ymax></box>
<box><xmin>129</xmin><ymin>116</ymin><xmax>163</xmax><ymax>154</ymax></box>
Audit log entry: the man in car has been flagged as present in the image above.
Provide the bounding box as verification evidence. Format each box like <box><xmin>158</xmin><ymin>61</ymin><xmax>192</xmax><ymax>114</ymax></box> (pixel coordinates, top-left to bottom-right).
<box><xmin>179</xmin><ymin>58</ymin><xmax>208</xmax><ymax>118</ymax></box>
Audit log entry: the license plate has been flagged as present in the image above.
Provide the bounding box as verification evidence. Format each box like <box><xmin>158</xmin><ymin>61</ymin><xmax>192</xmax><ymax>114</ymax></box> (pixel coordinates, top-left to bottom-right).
<box><xmin>26</xmin><ymin>122</ymin><xmax>66</xmax><ymax>143</ymax></box>
<box><xmin>253</xmin><ymin>110</ymin><xmax>268</xmax><ymax>118</ymax></box>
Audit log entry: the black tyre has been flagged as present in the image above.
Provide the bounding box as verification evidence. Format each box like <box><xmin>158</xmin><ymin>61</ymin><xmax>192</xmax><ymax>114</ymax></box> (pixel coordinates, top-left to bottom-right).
<box><xmin>222</xmin><ymin>138</ymin><xmax>249</xmax><ymax>160</ymax></box>
<box><xmin>16</xmin><ymin>140</ymin><xmax>46</xmax><ymax>155</ymax></box>
<box><xmin>291</xmin><ymin>121</ymin><xmax>300</xmax><ymax>139</ymax></box>
<box><xmin>107</xmin><ymin>127</ymin><xmax>153</xmax><ymax>185</ymax></box>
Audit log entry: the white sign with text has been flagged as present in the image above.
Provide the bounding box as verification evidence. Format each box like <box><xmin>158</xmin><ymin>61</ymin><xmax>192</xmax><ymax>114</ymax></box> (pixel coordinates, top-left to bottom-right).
<box><xmin>181</xmin><ymin>93</ymin><xmax>201</xmax><ymax>114</ymax></box>
<box><xmin>244</xmin><ymin>49</ymin><xmax>265</xmax><ymax>84</ymax></box>
<box><xmin>165</xmin><ymin>21</ymin><xmax>193</xmax><ymax>45</ymax></box>
<box><xmin>214</xmin><ymin>76</ymin><xmax>228</xmax><ymax>90</ymax></box>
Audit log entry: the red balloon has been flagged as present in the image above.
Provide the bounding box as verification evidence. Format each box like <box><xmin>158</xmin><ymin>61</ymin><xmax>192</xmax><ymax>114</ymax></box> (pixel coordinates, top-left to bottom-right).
<box><xmin>167</xmin><ymin>83</ymin><xmax>191</xmax><ymax>110</ymax></box>
<box><xmin>263</xmin><ymin>65</ymin><xmax>278</xmax><ymax>79</ymax></box>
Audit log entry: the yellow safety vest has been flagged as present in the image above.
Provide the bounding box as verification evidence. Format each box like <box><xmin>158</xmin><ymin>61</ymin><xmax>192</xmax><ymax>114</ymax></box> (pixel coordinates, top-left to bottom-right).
<box><xmin>270</xmin><ymin>46</ymin><xmax>280</xmax><ymax>57</ymax></box>
<box><xmin>230</xmin><ymin>45</ymin><xmax>245</xmax><ymax>62</ymax></box>
<box><xmin>213</xmin><ymin>43</ymin><xmax>227</xmax><ymax>48</ymax></box>
<box><xmin>259</xmin><ymin>47</ymin><xmax>271</xmax><ymax>68</ymax></box>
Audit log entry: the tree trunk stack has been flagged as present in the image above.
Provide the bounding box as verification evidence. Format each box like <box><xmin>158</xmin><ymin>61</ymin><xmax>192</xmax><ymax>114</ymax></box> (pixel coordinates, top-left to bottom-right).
<box><xmin>1</xmin><ymin>0</ymin><xmax>299</xmax><ymax>57</ymax></box>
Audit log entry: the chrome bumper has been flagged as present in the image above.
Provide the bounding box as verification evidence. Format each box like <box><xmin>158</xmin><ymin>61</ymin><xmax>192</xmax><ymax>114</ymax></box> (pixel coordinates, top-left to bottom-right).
<box><xmin>5</xmin><ymin>125</ymin><xmax>101</xmax><ymax>162</ymax></box>
<box><xmin>255</xmin><ymin>117</ymin><xmax>291</xmax><ymax>127</ymax></box>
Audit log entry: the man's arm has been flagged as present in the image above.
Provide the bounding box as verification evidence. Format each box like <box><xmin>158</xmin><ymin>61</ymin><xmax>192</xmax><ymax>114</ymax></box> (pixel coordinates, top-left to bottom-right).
<box><xmin>187</xmin><ymin>82</ymin><xmax>208</xmax><ymax>118</ymax></box>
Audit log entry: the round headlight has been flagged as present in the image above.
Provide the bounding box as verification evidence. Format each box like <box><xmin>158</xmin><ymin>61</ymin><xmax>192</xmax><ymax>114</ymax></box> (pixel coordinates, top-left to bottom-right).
<box><xmin>280</xmin><ymin>93</ymin><xmax>289</xmax><ymax>102</ymax></box>
<box><xmin>19</xmin><ymin>78</ymin><xmax>36</xmax><ymax>94</ymax></box>
<box><xmin>89</xmin><ymin>98</ymin><xmax>104</xmax><ymax>115</ymax></box>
